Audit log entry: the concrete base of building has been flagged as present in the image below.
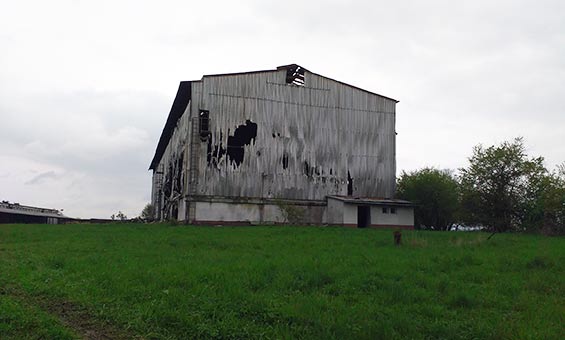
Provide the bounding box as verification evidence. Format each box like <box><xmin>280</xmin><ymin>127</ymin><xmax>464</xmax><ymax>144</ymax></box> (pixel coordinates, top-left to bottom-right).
<box><xmin>160</xmin><ymin>195</ymin><xmax>415</xmax><ymax>229</ymax></box>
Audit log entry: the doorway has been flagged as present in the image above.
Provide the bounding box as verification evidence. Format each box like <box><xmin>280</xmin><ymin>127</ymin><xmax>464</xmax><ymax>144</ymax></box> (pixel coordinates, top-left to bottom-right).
<box><xmin>357</xmin><ymin>206</ymin><xmax>371</xmax><ymax>228</ymax></box>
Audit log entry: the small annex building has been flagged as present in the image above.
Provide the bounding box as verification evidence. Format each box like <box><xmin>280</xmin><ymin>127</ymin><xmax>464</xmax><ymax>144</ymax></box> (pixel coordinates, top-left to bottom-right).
<box><xmin>149</xmin><ymin>64</ymin><xmax>414</xmax><ymax>228</ymax></box>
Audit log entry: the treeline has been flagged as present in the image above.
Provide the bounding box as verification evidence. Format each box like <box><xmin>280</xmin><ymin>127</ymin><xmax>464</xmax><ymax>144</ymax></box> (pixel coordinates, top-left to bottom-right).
<box><xmin>396</xmin><ymin>138</ymin><xmax>565</xmax><ymax>235</ymax></box>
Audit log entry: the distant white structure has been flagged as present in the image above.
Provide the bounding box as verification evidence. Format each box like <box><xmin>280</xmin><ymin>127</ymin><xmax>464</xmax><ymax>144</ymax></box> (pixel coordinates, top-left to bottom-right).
<box><xmin>0</xmin><ymin>200</ymin><xmax>67</xmax><ymax>224</ymax></box>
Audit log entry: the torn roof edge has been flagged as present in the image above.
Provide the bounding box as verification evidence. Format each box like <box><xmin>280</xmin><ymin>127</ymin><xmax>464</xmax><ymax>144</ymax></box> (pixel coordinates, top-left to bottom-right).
<box><xmin>198</xmin><ymin>64</ymin><xmax>399</xmax><ymax>103</ymax></box>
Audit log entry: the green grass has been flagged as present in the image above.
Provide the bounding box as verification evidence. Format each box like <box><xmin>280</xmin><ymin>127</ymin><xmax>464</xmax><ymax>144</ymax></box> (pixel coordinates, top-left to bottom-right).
<box><xmin>0</xmin><ymin>294</ymin><xmax>76</xmax><ymax>339</ymax></box>
<box><xmin>0</xmin><ymin>224</ymin><xmax>563</xmax><ymax>339</ymax></box>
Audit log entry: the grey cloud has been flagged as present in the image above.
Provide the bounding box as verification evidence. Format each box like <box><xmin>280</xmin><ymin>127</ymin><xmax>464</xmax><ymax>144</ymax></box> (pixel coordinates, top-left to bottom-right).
<box><xmin>25</xmin><ymin>171</ymin><xmax>59</xmax><ymax>185</ymax></box>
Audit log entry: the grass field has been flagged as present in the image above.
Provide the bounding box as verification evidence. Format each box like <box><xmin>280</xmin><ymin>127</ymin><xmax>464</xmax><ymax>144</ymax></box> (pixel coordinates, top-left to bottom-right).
<box><xmin>0</xmin><ymin>224</ymin><xmax>563</xmax><ymax>339</ymax></box>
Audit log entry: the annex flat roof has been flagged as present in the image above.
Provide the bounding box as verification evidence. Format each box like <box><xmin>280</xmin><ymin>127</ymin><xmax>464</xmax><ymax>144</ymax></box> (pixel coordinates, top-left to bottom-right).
<box><xmin>327</xmin><ymin>196</ymin><xmax>414</xmax><ymax>207</ymax></box>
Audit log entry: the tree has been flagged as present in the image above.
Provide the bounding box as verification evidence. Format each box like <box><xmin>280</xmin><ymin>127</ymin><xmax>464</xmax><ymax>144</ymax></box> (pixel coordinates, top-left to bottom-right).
<box><xmin>111</xmin><ymin>211</ymin><xmax>128</xmax><ymax>221</ymax></box>
<box><xmin>523</xmin><ymin>164</ymin><xmax>565</xmax><ymax>235</ymax></box>
<box><xmin>396</xmin><ymin>167</ymin><xmax>459</xmax><ymax>230</ymax></box>
<box><xmin>140</xmin><ymin>203</ymin><xmax>155</xmax><ymax>222</ymax></box>
<box><xmin>459</xmin><ymin>138</ymin><xmax>546</xmax><ymax>233</ymax></box>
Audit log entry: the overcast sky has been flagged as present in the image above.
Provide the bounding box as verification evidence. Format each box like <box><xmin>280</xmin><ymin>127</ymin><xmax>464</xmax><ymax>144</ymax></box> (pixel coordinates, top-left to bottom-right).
<box><xmin>1</xmin><ymin>0</ymin><xmax>564</xmax><ymax>218</ymax></box>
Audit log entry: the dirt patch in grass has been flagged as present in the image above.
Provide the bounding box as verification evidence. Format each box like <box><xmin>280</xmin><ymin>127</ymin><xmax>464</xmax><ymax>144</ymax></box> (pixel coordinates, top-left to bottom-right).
<box><xmin>2</xmin><ymin>285</ymin><xmax>141</xmax><ymax>340</ymax></box>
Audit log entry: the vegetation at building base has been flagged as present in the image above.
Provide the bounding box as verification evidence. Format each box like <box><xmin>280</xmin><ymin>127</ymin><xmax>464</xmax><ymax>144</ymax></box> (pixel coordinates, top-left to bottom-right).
<box><xmin>1</xmin><ymin>224</ymin><xmax>563</xmax><ymax>339</ymax></box>
<box><xmin>397</xmin><ymin>138</ymin><xmax>565</xmax><ymax>235</ymax></box>
<box><xmin>275</xmin><ymin>200</ymin><xmax>306</xmax><ymax>224</ymax></box>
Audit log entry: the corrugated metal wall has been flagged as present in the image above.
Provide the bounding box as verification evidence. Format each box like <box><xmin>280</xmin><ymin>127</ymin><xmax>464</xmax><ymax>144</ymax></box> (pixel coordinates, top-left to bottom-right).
<box><xmin>187</xmin><ymin>69</ymin><xmax>396</xmax><ymax>200</ymax></box>
<box><xmin>151</xmin><ymin>102</ymin><xmax>191</xmax><ymax>219</ymax></box>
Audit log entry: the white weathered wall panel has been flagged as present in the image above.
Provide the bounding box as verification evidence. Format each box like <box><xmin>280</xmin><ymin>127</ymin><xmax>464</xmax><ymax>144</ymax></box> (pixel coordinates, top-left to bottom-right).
<box><xmin>192</xmin><ymin>70</ymin><xmax>396</xmax><ymax>201</ymax></box>
<box><xmin>371</xmin><ymin>206</ymin><xmax>414</xmax><ymax>226</ymax></box>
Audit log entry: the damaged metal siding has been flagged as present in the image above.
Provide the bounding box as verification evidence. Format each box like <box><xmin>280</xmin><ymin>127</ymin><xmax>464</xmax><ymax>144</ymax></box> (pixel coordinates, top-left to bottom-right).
<box><xmin>192</xmin><ymin>69</ymin><xmax>396</xmax><ymax>200</ymax></box>
<box><xmin>151</xmin><ymin>101</ymin><xmax>191</xmax><ymax>220</ymax></box>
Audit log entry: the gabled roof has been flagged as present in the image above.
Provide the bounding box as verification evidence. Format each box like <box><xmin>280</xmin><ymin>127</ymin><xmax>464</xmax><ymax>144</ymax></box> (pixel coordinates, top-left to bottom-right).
<box><xmin>149</xmin><ymin>64</ymin><xmax>398</xmax><ymax>170</ymax></box>
<box><xmin>200</xmin><ymin>64</ymin><xmax>398</xmax><ymax>103</ymax></box>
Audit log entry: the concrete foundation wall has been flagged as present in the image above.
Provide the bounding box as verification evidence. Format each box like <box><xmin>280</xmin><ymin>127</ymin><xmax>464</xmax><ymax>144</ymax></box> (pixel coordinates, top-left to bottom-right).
<box><xmin>181</xmin><ymin>198</ymin><xmax>414</xmax><ymax>228</ymax></box>
<box><xmin>192</xmin><ymin>200</ymin><xmax>327</xmax><ymax>225</ymax></box>
<box><xmin>194</xmin><ymin>201</ymin><xmax>284</xmax><ymax>224</ymax></box>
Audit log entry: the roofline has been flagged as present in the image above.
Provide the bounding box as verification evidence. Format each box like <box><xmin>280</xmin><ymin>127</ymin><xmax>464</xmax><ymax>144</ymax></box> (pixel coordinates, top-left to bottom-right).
<box><xmin>327</xmin><ymin>196</ymin><xmax>414</xmax><ymax>206</ymax></box>
<box><xmin>200</xmin><ymin>69</ymin><xmax>277</xmax><ymax>78</ymax></box>
<box><xmin>308</xmin><ymin>70</ymin><xmax>399</xmax><ymax>103</ymax></box>
<box><xmin>149</xmin><ymin>81</ymin><xmax>192</xmax><ymax>170</ymax></box>
<box><xmin>199</xmin><ymin>64</ymin><xmax>399</xmax><ymax>103</ymax></box>
<box><xmin>0</xmin><ymin>207</ymin><xmax>66</xmax><ymax>218</ymax></box>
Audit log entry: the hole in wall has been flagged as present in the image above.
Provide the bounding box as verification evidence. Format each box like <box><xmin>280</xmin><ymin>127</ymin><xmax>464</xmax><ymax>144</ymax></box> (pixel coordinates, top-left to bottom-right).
<box><xmin>199</xmin><ymin>110</ymin><xmax>210</xmax><ymax>140</ymax></box>
<box><xmin>206</xmin><ymin>120</ymin><xmax>257</xmax><ymax>168</ymax></box>
<box><xmin>227</xmin><ymin>120</ymin><xmax>257</xmax><ymax>166</ymax></box>
<box><xmin>303</xmin><ymin>161</ymin><xmax>310</xmax><ymax>177</ymax></box>
<box><xmin>282</xmin><ymin>153</ymin><xmax>289</xmax><ymax>170</ymax></box>
<box><xmin>285</xmin><ymin>65</ymin><xmax>305</xmax><ymax>86</ymax></box>
<box><xmin>347</xmin><ymin>171</ymin><xmax>353</xmax><ymax>196</ymax></box>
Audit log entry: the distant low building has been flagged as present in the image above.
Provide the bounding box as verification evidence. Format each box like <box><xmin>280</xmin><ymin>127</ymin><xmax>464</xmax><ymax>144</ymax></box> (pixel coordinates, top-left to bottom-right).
<box><xmin>0</xmin><ymin>201</ymin><xmax>69</xmax><ymax>224</ymax></box>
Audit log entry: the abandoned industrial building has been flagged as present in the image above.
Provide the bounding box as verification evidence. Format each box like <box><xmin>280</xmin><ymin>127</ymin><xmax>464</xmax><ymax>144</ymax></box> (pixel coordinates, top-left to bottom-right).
<box><xmin>149</xmin><ymin>64</ymin><xmax>414</xmax><ymax>228</ymax></box>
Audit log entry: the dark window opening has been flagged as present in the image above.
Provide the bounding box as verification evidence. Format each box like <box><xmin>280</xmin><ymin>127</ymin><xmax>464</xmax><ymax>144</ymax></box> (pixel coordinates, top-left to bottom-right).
<box><xmin>303</xmin><ymin>161</ymin><xmax>310</xmax><ymax>177</ymax></box>
<box><xmin>163</xmin><ymin>164</ymin><xmax>173</xmax><ymax>198</ymax></box>
<box><xmin>199</xmin><ymin>110</ymin><xmax>210</xmax><ymax>140</ymax></box>
<box><xmin>285</xmin><ymin>65</ymin><xmax>305</xmax><ymax>86</ymax></box>
<box><xmin>282</xmin><ymin>153</ymin><xmax>289</xmax><ymax>169</ymax></box>
<box><xmin>382</xmin><ymin>207</ymin><xmax>389</xmax><ymax>214</ymax></box>
<box><xmin>174</xmin><ymin>153</ymin><xmax>184</xmax><ymax>192</ymax></box>
<box><xmin>347</xmin><ymin>171</ymin><xmax>353</xmax><ymax>196</ymax></box>
<box><xmin>357</xmin><ymin>206</ymin><xmax>371</xmax><ymax>228</ymax></box>
<box><xmin>390</xmin><ymin>207</ymin><xmax>397</xmax><ymax>214</ymax></box>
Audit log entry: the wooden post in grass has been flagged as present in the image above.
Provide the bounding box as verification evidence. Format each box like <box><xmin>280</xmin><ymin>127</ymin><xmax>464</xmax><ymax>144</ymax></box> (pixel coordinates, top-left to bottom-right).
<box><xmin>393</xmin><ymin>231</ymin><xmax>402</xmax><ymax>246</ymax></box>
